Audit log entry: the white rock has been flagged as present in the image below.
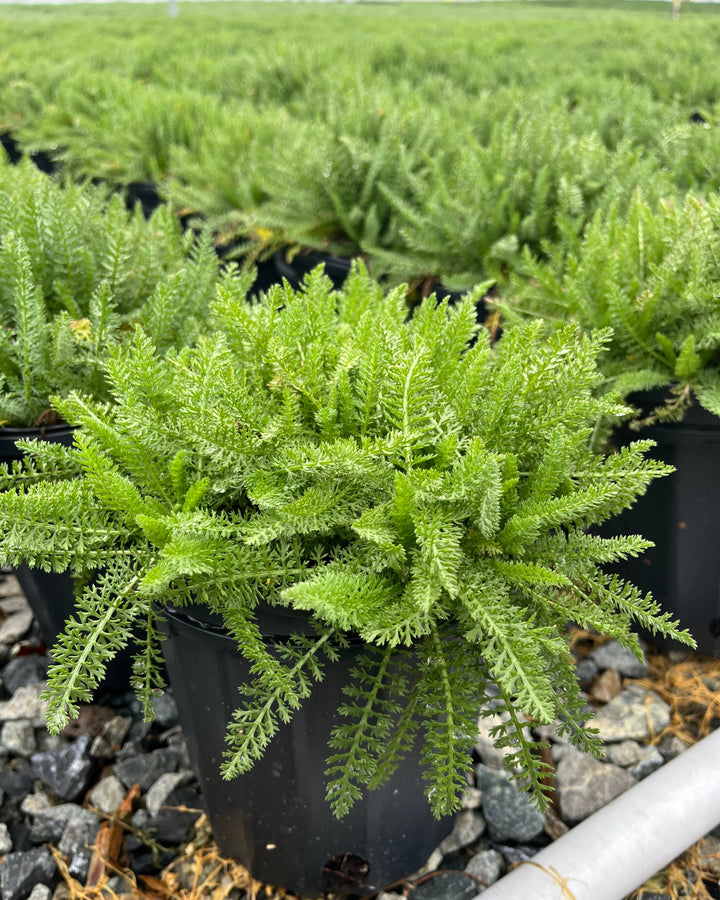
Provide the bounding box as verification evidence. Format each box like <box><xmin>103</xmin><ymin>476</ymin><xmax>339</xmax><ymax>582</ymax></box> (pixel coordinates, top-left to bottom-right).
<box><xmin>21</xmin><ymin>790</ymin><xmax>53</xmax><ymax>815</ymax></box>
<box><xmin>145</xmin><ymin>770</ymin><xmax>193</xmax><ymax>817</ymax></box>
<box><xmin>0</xmin><ymin>719</ymin><xmax>37</xmax><ymax>756</ymax></box>
<box><xmin>0</xmin><ymin>681</ymin><xmax>50</xmax><ymax>727</ymax></box>
<box><xmin>89</xmin><ymin>775</ymin><xmax>126</xmax><ymax>816</ymax></box>
<box><xmin>0</xmin><ymin>821</ymin><xmax>12</xmax><ymax>853</ymax></box>
<box><xmin>28</xmin><ymin>886</ymin><xmax>52</xmax><ymax>900</ymax></box>
<box><xmin>0</xmin><ymin>594</ymin><xmax>34</xmax><ymax>643</ymax></box>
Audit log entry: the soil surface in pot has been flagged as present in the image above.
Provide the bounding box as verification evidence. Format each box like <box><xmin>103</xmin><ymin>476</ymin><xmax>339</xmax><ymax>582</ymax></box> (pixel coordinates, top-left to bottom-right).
<box><xmin>0</xmin><ymin>570</ymin><xmax>718</xmax><ymax>900</ymax></box>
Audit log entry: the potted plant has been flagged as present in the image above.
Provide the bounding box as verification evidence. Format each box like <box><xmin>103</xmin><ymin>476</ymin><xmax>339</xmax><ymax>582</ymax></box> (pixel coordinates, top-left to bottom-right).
<box><xmin>0</xmin><ymin>264</ymin><xmax>691</xmax><ymax>894</ymax></box>
<box><xmin>0</xmin><ymin>156</ymin><xmax>238</xmax><ymax>670</ymax></box>
<box><xmin>499</xmin><ymin>190</ymin><xmax>720</xmax><ymax>651</ymax></box>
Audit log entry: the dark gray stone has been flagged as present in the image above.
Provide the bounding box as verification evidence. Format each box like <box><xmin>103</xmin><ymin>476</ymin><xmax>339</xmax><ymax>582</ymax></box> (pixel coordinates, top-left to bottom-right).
<box><xmin>146</xmin><ymin>771</ymin><xmax>194</xmax><ymax>817</ymax></box>
<box><xmin>659</xmin><ymin>734</ymin><xmax>690</xmax><ymax>761</ymax></box>
<box><xmin>90</xmin><ymin>715</ymin><xmax>133</xmax><ymax>759</ymax></box>
<box><xmin>588</xmin><ymin>639</ymin><xmax>648</xmax><ymax>678</ymax></box>
<box><xmin>29</xmin><ymin>803</ymin><xmax>98</xmax><ymax>844</ymax></box>
<box><xmin>68</xmin><ymin>848</ymin><xmax>93</xmax><ymax>882</ymax></box>
<box><xmin>496</xmin><ymin>845</ymin><xmax>538</xmax><ymax>866</ymax></box>
<box><xmin>0</xmin><ymin>766</ymin><xmax>33</xmax><ymax>797</ymax></box>
<box><xmin>574</xmin><ymin>658</ymin><xmax>598</xmax><ymax>689</ymax></box>
<box><xmin>146</xmin><ymin>784</ymin><xmax>203</xmax><ymax>845</ymax></box>
<box><xmin>2</xmin><ymin>655</ymin><xmax>49</xmax><ymax>695</ymax></box>
<box><xmin>630</xmin><ymin>746</ymin><xmax>665</xmax><ymax>780</ymax></box>
<box><xmin>31</xmin><ymin>734</ymin><xmax>95</xmax><ymax>800</ymax></box>
<box><xmin>0</xmin><ymin>847</ymin><xmax>57</xmax><ymax>900</ymax></box>
<box><xmin>151</xmin><ymin>693</ymin><xmax>179</xmax><ymax>728</ymax></box>
<box><xmin>58</xmin><ymin>813</ymin><xmax>99</xmax><ymax>858</ymax></box>
<box><xmin>409</xmin><ymin>871</ymin><xmax>479</xmax><ymax>900</ymax></box>
<box><xmin>114</xmin><ymin>746</ymin><xmax>181</xmax><ymax>791</ymax></box>
<box><xmin>475</xmin><ymin>765</ymin><xmax>544</xmax><ymax>843</ymax></box>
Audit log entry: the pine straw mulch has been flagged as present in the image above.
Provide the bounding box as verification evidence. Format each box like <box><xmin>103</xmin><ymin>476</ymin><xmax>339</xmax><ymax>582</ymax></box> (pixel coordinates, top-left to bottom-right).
<box><xmin>48</xmin><ymin>640</ymin><xmax>720</xmax><ymax>900</ymax></box>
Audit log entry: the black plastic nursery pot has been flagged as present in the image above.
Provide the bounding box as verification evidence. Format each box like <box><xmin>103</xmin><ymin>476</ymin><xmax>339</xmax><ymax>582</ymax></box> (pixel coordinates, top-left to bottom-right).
<box><xmin>0</xmin><ymin>423</ymin><xmax>134</xmax><ymax>689</ymax></box>
<box><xmin>274</xmin><ymin>247</ymin><xmax>355</xmax><ymax>291</ymax></box>
<box><xmin>125</xmin><ymin>181</ymin><xmax>163</xmax><ymax>220</ymax></box>
<box><xmin>0</xmin><ymin>131</ymin><xmax>22</xmax><ymax>164</ymax></box>
<box><xmin>604</xmin><ymin>401</ymin><xmax>720</xmax><ymax>655</ymax></box>
<box><xmin>160</xmin><ymin>604</ymin><xmax>452</xmax><ymax>897</ymax></box>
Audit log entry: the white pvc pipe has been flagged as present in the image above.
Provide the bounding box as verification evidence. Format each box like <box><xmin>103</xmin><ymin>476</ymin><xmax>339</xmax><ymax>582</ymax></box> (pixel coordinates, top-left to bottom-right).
<box><xmin>477</xmin><ymin>727</ymin><xmax>720</xmax><ymax>900</ymax></box>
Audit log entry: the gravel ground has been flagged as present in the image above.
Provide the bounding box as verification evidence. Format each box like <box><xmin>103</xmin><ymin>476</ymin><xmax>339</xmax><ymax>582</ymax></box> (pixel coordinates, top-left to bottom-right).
<box><xmin>2</xmin><ymin>571</ymin><xmax>720</xmax><ymax>900</ymax></box>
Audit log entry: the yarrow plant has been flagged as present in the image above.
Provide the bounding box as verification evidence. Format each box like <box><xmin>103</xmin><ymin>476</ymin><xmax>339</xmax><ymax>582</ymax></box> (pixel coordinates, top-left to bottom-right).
<box><xmin>0</xmin><ymin>264</ymin><xmax>693</xmax><ymax>818</ymax></box>
<box><xmin>0</xmin><ymin>156</ymin><xmax>222</xmax><ymax>426</ymax></box>
<box><xmin>499</xmin><ymin>192</ymin><xmax>720</xmax><ymax>424</ymax></box>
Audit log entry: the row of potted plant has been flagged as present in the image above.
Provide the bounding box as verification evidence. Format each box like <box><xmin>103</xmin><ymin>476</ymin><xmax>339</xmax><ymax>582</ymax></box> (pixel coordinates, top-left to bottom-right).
<box><xmin>2</xmin><ymin>4</ymin><xmax>720</xmax><ymax>294</ymax></box>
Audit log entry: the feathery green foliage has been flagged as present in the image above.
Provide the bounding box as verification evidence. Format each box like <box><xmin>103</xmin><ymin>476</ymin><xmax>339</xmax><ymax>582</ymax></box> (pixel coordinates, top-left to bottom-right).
<box><xmin>0</xmin><ymin>264</ymin><xmax>692</xmax><ymax>818</ymax></box>
<box><xmin>0</xmin><ymin>158</ymin><xmax>227</xmax><ymax>425</ymax></box>
<box><xmin>500</xmin><ymin>192</ymin><xmax>720</xmax><ymax>422</ymax></box>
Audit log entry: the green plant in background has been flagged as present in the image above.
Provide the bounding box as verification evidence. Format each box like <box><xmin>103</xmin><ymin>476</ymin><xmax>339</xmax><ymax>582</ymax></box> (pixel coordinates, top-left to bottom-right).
<box><xmin>0</xmin><ymin>264</ymin><xmax>692</xmax><ymax>817</ymax></box>
<box><xmin>499</xmin><ymin>191</ymin><xmax>720</xmax><ymax>423</ymax></box>
<box><xmin>247</xmin><ymin>94</ymin><xmax>448</xmax><ymax>264</ymax></box>
<box><xmin>373</xmin><ymin>107</ymin><xmax>674</xmax><ymax>288</ymax></box>
<box><xmin>0</xmin><ymin>158</ymin><xmax>224</xmax><ymax>425</ymax></box>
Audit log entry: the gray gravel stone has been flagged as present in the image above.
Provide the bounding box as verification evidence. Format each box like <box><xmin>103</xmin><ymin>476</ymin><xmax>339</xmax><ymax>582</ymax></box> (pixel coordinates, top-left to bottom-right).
<box><xmin>0</xmin><ymin>820</ymin><xmax>13</xmax><ymax>853</ymax></box>
<box><xmin>464</xmin><ymin>849</ymin><xmax>503</xmax><ymax>890</ymax></box>
<box><xmin>496</xmin><ymin>844</ymin><xmax>538</xmax><ymax>866</ymax></box>
<box><xmin>0</xmin><ymin>766</ymin><xmax>33</xmax><ymax>798</ymax></box>
<box><xmin>0</xmin><ymin>575</ymin><xmax>22</xmax><ymax>598</ymax></box>
<box><xmin>29</xmin><ymin>803</ymin><xmax>98</xmax><ymax>843</ymax></box>
<box><xmin>574</xmin><ymin>658</ymin><xmax>599</xmax><ymax>689</ymax></box>
<box><xmin>89</xmin><ymin>715</ymin><xmax>132</xmax><ymax>760</ymax></box>
<box><xmin>658</xmin><ymin>734</ymin><xmax>691</xmax><ymax>760</ymax></box>
<box><xmin>1</xmin><ymin>720</ymin><xmax>37</xmax><ymax>756</ymax></box>
<box><xmin>146</xmin><ymin>770</ymin><xmax>193</xmax><ymax>817</ymax></box>
<box><xmin>630</xmin><ymin>746</ymin><xmax>665</xmax><ymax>780</ymax></box>
<box><xmin>590</xmin><ymin>685</ymin><xmax>671</xmax><ymax>743</ymax></box>
<box><xmin>2</xmin><ymin>655</ymin><xmax>49</xmax><ymax>695</ymax></box>
<box><xmin>460</xmin><ymin>787</ymin><xmax>482</xmax><ymax>810</ymax></box>
<box><xmin>114</xmin><ymin>746</ymin><xmax>181</xmax><ymax>791</ymax></box>
<box><xmin>556</xmin><ymin>748</ymin><xmax>637</xmax><ymax>822</ymax></box>
<box><xmin>28</xmin><ymin>885</ymin><xmax>52</xmax><ymax>900</ymax></box>
<box><xmin>438</xmin><ymin>809</ymin><xmax>486</xmax><ymax>855</ymax></box>
<box><xmin>89</xmin><ymin>774</ymin><xmax>126</xmax><ymax>815</ymax></box>
<box><xmin>0</xmin><ymin>596</ymin><xmax>34</xmax><ymax>644</ymax></box>
<box><xmin>151</xmin><ymin>693</ymin><xmax>179</xmax><ymax>728</ymax></box>
<box><xmin>606</xmin><ymin>740</ymin><xmax>645</xmax><ymax>767</ymax></box>
<box><xmin>475</xmin><ymin>765</ymin><xmax>544</xmax><ymax>843</ymax></box>
<box><xmin>0</xmin><ymin>847</ymin><xmax>57</xmax><ymax>900</ymax></box>
<box><xmin>0</xmin><ymin>681</ymin><xmax>49</xmax><ymax>727</ymax></box>
<box><xmin>35</xmin><ymin>732</ymin><xmax>68</xmax><ymax>754</ymax></box>
<box><xmin>58</xmin><ymin>814</ymin><xmax>99</xmax><ymax>858</ymax></box>
<box><xmin>58</xmin><ymin>814</ymin><xmax>99</xmax><ymax>882</ymax></box>
<box><xmin>21</xmin><ymin>790</ymin><xmax>52</xmax><ymax>815</ymax></box>
<box><xmin>409</xmin><ymin>871</ymin><xmax>479</xmax><ymax>900</ymax></box>
<box><xmin>588</xmin><ymin>638</ymin><xmax>648</xmax><ymax>678</ymax></box>
<box><xmin>476</xmin><ymin>707</ymin><xmax>530</xmax><ymax>771</ymax></box>
<box><xmin>31</xmin><ymin>734</ymin><xmax>95</xmax><ymax>800</ymax></box>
